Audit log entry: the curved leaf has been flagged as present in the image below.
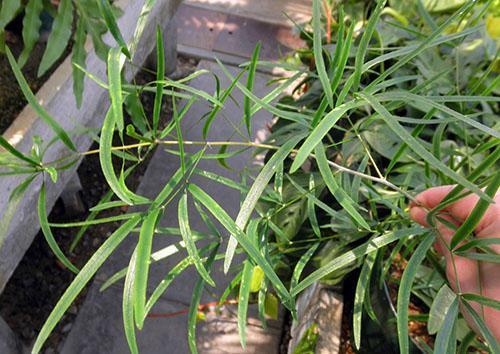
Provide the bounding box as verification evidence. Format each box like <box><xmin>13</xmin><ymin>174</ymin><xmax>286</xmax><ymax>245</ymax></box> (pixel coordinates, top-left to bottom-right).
<box><xmin>18</xmin><ymin>0</ymin><xmax>43</xmax><ymax>67</ymax></box>
<box><xmin>38</xmin><ymin>0</ymin><xmax>73</xmax><ymax>77</ymax></box>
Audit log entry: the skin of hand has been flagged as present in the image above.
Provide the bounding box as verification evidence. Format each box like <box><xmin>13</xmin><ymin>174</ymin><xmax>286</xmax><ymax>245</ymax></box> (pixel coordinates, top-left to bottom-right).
<box><xmin>409</xmin><ymin>185</ymin><xmax>500</xmax><ymax>342</ymax></box>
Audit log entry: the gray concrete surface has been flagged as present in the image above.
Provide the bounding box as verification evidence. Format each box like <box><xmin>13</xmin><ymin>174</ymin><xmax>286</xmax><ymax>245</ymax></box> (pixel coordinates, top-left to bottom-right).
<box><xmin>61</xmin><ymin>60</ymin><xmax>283</xmax><ymax>353</ymax></box>
<box><xmin>0</xmin><ymin>316</ymin><xmax>23</xmax><ymax>354</ymax></box>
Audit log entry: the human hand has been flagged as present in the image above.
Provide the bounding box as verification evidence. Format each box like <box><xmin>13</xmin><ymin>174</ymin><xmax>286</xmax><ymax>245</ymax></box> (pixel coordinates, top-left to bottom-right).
<box><xmin>409</xmin><ymin>185</ymin><xmax>500</xmax><ymax>342</ymax></box>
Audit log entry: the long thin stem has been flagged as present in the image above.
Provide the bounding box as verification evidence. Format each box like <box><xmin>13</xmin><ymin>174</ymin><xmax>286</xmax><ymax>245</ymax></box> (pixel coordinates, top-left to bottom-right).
<box><xmin>74</xmin><ymin>139</ymin><xmax>420</xmax><ymax>204</ymax></box>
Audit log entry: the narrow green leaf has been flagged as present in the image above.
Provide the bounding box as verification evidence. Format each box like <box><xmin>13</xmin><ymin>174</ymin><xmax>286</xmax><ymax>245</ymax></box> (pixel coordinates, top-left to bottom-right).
<box><xmin>450</xmin><ymin>171</ymin><xmax>500</xmax><ymax>249</ymax></box>
<box><xmin>454</xmin><ymin>238</ymin><xmax>500</xmax><ymax>253</ymax></box>
<box><xmin>6</xmin><ymin>47</ymin><xmax>76</xmax><ymax>151</ymax></box>
<box><xmin>353</xmin><ymin>249</ymin><xmax>377</xmax><ymax>349</ymax></box>
<box><xmin>312</xmin><ymin>0</ymin><xmax>333</xmax><ymax>108</ymax></box>
<box><xmin>330</xmin><ymin>24</ymin><xmax>354</xmax><ymax>97</ymax></box>
<box><xmin>32</xmin><ymin>215</ymin><xmax>141</xmax><ymax>354</ymax></box>
<box><xmin>107</xmin><ymin>47</ymin><xmax>125</xmax><ymax>131</ymax></box>
<box><xmin>293</xmin><ymin>228</ymin><xmax>425</xmax><ymax>296</ymax></box>
<box><xmin>38</xmin><ymin>182</ymin><xmax>79</xmax><ymax>274</ymax></box>
<box><xmin>188</xmin><ymin>184</ymin><xmax>294</xmax><ymax>310</ymax></box>
<box><xmin>0</xmin><ymin>175</ymin><xmax>37</xmax><ymax>249</ymax></box>
<box><xmin>290</xmin><ymin>243</ymin><xmax>320</xmax><ymax>291</ymax></box>
<box><xmin>290</xmin><ymin>100</ymin><xmax>361</xmax><ymax>173</ymax></box>
<box><xmin>123</xmin><ymin>250</ymin><xmax>139</xmax><ymax>354</ymax></box>
<box><xmin>134</xmin><ymin>209</ymin><xmax>162</xmax><ymax>329</ymax></box>
<box><xmin>462</xmin><ymin>300</ymin><xmax>500</xmax><ymax>353</ymax></box>
<box><xmin>202</xmin><ymin>71</ymin><xmax>244</xmax><ymax>139</ymax></box>
<box><xmin>461</xmin><ymin>293</ymin><xmax>500</xmax><ymax>311</ymax></box>
<box><xmin>224</xmin><ymin>137</ymin><xmax>302</xmax><ymax>273</ymax></box>
<box><xmin>359</xmin><ymin>92</ymin><xmax>489</xmax><ymax>201</ymax></box>
<box><xmin>238</xmin><ymin>261</ymin><xmax>253</xmax><ymax>348</ymax></box>
<box><xmin>428</xmin><ymin>285</ymin><xmax>456</xmax><ymax>334</ymax></box>
<box><xmin>38</xmin><ymin>0</ymin><xmax>73</xmax><ymax>76</ymax></box>
<box><xmin>0</xmin><ymin>136</ymin><xmax>39</xmax><ymax>165</ymax></box>
<box><xmin>152</xmin><ymin>25</ymin><xmax>164</xmax><ymax>135</ymax></box>
<box><xmin>172</xmin><ymin>95</ymin><xmax>185</xmax><ymax>174</ymax></box>
<box><xmin>397</xmin><ymin>233</ymin><xmax>434</xmax><ymax>354</ymax></box>
<box><xmin>72</xmin><ymin>18</ymin><xmax>87</xmax><ymax>108</ymax></box>
<box><xmin>99</xmin><ymin>108</ymin><xmax>148</xmax><ymax>205</ymax></box>
<box><xmin>307</xmin><ymin>174</ymin><xmax>321</xmax><ymax>237</ymax></box>
<box><xmin>433</xmin><ymin>297</ymin><xmax>458</xmax><ymax>354</ymax></box>
<box><xmin>18</xmin><ymin>0</ymin><xmax>43</xmax><ymax>67</ymax></box>
<box><xmin>352</xmin><ymin>0</ymin><xmax>385</xmax><ymax>92</ymax></box>
<box><xmin>454</xmin><ymin>252</ymin><xmax>500</xmax><ymax>263</ymax></box>
<box><xmin>98</xmin><ymin>0</ymin><xmax>131</xmax><ymax>57</ymax></box>
<box><xmin>144</xmin><ymin>258</ymin><xmax>192</xmax><ymax>316</ymax></box>
<box><xmin>179</xmin><ymin>192</ymin><xmax>215</xmax><ymax>286</ymax></box>
<box><xmin>365</xmin><ymin>0</ymin><xmax>477</xmax><ymax>91</ymax></box>
<box><xmin>0</xmin><ymin>0</ymin><xmax>21</xmax><ymax>33</ymax></box>
<box><xmin>188</xmin><ymin>244</ymin><xmax>218</xmax><ymax>354</ymax></box>
<box><xmin>315</xmin><ymin>143</ymin><xmax>370</xmax><ymax>230</ymax></box>
<box><xmin>244</xmin><ymin>42</ymin><xmax>261</xmax><ymax>134</ymax></box>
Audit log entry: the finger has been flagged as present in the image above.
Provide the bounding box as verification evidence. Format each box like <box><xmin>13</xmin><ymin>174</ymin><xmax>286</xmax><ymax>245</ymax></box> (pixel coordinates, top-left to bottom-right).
<box><xmin>412</xmin><ymin>186</ymin><xmax>500</xmax><ymax>236</ymax></box>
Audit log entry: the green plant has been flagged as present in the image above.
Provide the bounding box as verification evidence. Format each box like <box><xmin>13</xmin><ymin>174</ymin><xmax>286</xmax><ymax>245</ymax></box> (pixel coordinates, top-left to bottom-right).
<box><xmin>0</xmin><ymin>0</ymin><xmax>499</xmax><ymax>353</ymax></box>
<box><xmin>0</xmin><ymin>0</ymin><xmax>125</xmax><ymax>106</ymax></box>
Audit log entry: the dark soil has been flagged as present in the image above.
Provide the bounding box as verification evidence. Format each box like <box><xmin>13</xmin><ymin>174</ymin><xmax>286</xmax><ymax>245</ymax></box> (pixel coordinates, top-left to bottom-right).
<box><xmin>0</xmin><ymin>56</ymin><xmax>198</xmax><ymax>353</ymax></box>
<box><xmin>0</xmin><ymin>20</ymin><xmax>72</xmax><ymax>135</ymax></box>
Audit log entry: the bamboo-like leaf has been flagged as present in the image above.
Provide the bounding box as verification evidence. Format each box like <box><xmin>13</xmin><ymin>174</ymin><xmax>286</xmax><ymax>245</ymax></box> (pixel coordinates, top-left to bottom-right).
<box><xmin>134</xmin><ymin>209</ymin><xmax>161</xmax><ymax>329</ymax></box>
<box><xmin>72</xmin><ymin>18</ymin><xmax>87</xmax><ymax>108</ymax></box>
<box><xmin>50</xmin><ymin>213</ymin><xmax>140</xmax><ymax>228</ymax></box>
<box><xmin>18</xmin><ymin>0</ymin><xmax>43</xmax><ymax>67</ymax></box>
<box><xmin>202</xmin><ymin>71</ymin><xmax>244</xmax><ymax>139</ymax></box>
<box><xmin>352</xmin><ymin>0</ymin><xmax>385</xmax><ymax>92</ymax></box>
<box><xmin>330</xmin><ymin>24</ymin><xmax>354</xmax><ymax>97</ymax></box>
<box><xmin>244</xmin><ymin>42</ymin><xmax>261</xmax><ymax>135</ymax></box>
<box><xmin>38</xmin><ymin>0</ymin><xmax>73</xmax><ymax>77</ymax></box>
<box><xmin>238</xmin><ymin>261</ymin><xmax>253</xmax><ymax>348</ymax></box>
<box><xmin>38</xmin><ymin>182</ymin><xmax>79</xmax><ymax>274</ymax></box>
<box><xmin>307</xmin><ymin>174</ymin><xmax>321</xmax><ymax>237</ymax></box>
<box><xmin>0</xmin><ymin>135</ymin><xmax>39</xmax><ymax>165</ymax></box>
<box><xmin>6</xmin><ymin>47</ymin><xmax>76</xmax><ymax>151</ymax></box>
<box><xmin>358</xmin><ymin>92</ymin><xmax>489</xmax><ymax>201</ymax></box>
<box><xmin>187</xmin><ymin>244</ymin><xmax>218</xmax><ymax>354</ymax></box>
<box><xmin>290</xmin><ymin>243</ymin><xmax>320</xmax><ymax>291</ymax></box>
<box><xmin>428</xmin><ymin>285</ymin><xmax>456</xmax><ymax>334</ymax></box>
<box><xmin>123</xmin><ymin>249</ymin><xmax>139</xmax><ymax>354</ymax></box>
<box><xmin>454</xmin><ymin>238</ymin><xmax>500</xmax><ymax>253</ymax></box>
<box><xmin>454</xmin><ymin>252</ymin><xmax>500</xmax><ymax>263</ymax></box>
<box><xmin>99</xmin><ymin>109</ymin><xmax>148</xmax><ymax>205</ymax></box>
<box><xmin>365</xmin><ymin>0</ymin><xmax>477</xmax><ymax>91</ymax></box>
<box><xmin>290</xmin><ymin>100</ymin><xmax>361</xmax><ymax>172</ymax></box>
<box><xmin>461</xmin><ymin>293</ymin><xmax>500</xmax><ymax>311</ymax></box>
<box><xmin>0</xmin><ymin>0</ymin><xmax>21</xmax><ymax>33</ymax></box>
<box><xmin>397</xmin><ymin>233</ymin><xmax>434</xmax><ymax>354</ymax></box>
<box><xmin>107</xmin><ymin>47</ymin><xmax>125</xmax><ymax>131</ymax></box>
<box><xmin>152</xmin><ymin>26</ymin><xmax>164</xmax><ymax>135</ymax></box>
<box><xmin>292</xmin><ymin>227</ymin><xmax>425</xmax><ymax>296</ymax></box>
<box><xmin>450</xmin><ymin>171</ymin><xmax>500</xmax><ymax>249</ymax></box>
<box><xmin>312</xmin><ymin>0</ymin><xmax>333</xmax><ymax>108</ymax></box>
<box><xmin>462</xmin><ymin>300</ymin><xmax>500</xmax><ymax>353</ymax></box>
<box><xmin>224</xmin><ymin>137</ymin><xmax>302</xmax><ymax>273</ymax></box>
<box><xmin>172</xmin><ymin>96</ymin><xmax>185</xmax><ymax>174</ymax></box>
<box><xmin>376</xmin><ymin>92</ymin><xmax>500</xmax><ymax>139</ymax></box>
<box><xmin>315</xmin><ymin>143</ymin><xmax>370</xmax><ymax>230</ymax></box>
<box><xmin>188</xmin><ymin>184</ymin><xmax>294</xmax><ymax>310</ymax></box>
<box><xmin>32</xmin><ymin>215</ymin><xmax>141</xmax><ymax>354</ymax></box>
<box><xmin>144</xmin><ymin>258</ymin><xmax>192</xmax><ymax>315</ymax></box>
<box><xmin>179</xmin><ymin>192</ymin><xmax>215</xmax><ymax>286</ymax></box>
<box><xmin>353</xmin><ymin>249</ymin><xmax>377</xmax><ymax>349</ymax></box>
<box><xmin>129</xmin><ymin>0</ymin><xmax>158</xmax><ymax>56</ymax></box>
<box><xmin>98</xmin><ymin>0</ymin><xmax>131</xmax><ymax>57</ymax></box>
<box><xmin>0</xmin><ymin>175</ymin><xmax>37</xmax><ymax>249</ymax></box>
<box><xmin>433</xmin><ymin>296</ymin><xmax>458</xmax><ymax>354</ymax></box>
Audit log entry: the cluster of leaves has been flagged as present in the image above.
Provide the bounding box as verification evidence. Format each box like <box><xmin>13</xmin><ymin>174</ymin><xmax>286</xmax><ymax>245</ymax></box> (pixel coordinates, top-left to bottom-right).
<box><xmin>0</xmin><ymin>0</ymin><xmax>499</xmax><ymax>353</ymax></box>
<box><xmin>0</xmin><ymin>0</ymin><xmax>124</xmax><ymax>106</ymax></box>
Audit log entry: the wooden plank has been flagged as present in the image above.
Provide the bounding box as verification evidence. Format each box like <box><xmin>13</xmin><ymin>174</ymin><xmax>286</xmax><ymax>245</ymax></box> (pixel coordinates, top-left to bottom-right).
<box><xmin>185</xmin><ymin>0</ymin><xmax>312</xmax><ymax>26</ymax></box>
